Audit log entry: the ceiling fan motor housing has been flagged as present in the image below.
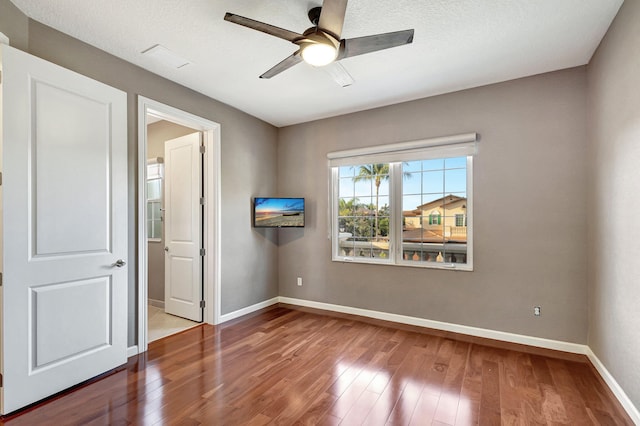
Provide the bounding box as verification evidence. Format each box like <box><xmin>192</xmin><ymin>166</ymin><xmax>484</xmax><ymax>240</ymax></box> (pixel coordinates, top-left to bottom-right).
<box><xmin>308</xmin><ymin>6</ymin><xmax>323</xmax><ymax>26</ymax></box>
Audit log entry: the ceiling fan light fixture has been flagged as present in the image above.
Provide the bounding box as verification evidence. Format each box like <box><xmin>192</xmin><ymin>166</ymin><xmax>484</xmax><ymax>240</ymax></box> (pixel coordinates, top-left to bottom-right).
<box><xmin>301</xmin><ymin>42</ymin><xmax>338</xmax><ymax>67</ymax></box>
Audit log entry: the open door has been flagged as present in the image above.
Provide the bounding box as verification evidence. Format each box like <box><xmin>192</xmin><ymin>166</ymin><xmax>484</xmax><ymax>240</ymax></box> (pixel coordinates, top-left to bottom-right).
<box><xmin>0</xmin><ymin>45</ymin><xmax>128</xmax><ymax>414</ymax></box>
<box><xmin>164</xmin><ymin>133</ymin><xmax>203</xmax><ymax>322</ymax></box>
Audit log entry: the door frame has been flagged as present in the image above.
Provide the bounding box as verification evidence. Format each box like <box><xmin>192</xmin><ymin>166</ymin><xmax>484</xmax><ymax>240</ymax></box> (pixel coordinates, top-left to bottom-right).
<box><xmin>136</xmin><ymin>96</ymin><xmax>221</xmax><ymax>354</ymax></box>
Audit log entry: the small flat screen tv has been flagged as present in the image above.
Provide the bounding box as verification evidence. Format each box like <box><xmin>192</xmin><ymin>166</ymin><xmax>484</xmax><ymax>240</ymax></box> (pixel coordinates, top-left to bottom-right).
<box><xmin>253</xmin><ymin>197</ymin><xmax>305</xmax><ymax>228</ymax></box>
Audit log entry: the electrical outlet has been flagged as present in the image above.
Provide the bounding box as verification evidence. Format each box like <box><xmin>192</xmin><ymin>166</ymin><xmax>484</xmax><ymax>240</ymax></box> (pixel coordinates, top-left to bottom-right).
<box><xmin>534</xmin><ymin>306</ymin><xmax>541</xmax><ymax>316</ymax></box>
<box><xmin>297</xmin><ymin>277</ymin><xmax>303</xmax><ymax>287</ymax></box>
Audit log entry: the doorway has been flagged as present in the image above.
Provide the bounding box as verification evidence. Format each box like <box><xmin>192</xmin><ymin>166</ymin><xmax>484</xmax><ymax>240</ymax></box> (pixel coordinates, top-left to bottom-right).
<box><xmin>137</xmin><ymin>97</ymin><xmax>221</xmax><ymax>354</ymax></box>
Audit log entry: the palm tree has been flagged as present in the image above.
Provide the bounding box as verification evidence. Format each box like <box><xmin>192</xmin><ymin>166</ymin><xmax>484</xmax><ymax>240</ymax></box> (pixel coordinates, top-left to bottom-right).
<box><xmin>354</xmin><ymin>164</ymin><xmax>389</xmax><ymax>239</ymax></box>
<box><xmin>338</xmin><ymin>198</ymin><xmax>356</xmax><ymax>217</ymax></box>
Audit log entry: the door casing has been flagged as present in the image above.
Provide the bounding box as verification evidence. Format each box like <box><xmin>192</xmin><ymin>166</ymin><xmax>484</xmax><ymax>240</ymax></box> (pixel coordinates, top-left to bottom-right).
<box><xmin>136</xmin><ymin>96</ymin><xmax>221</xmax><ymax>354</ymax></box>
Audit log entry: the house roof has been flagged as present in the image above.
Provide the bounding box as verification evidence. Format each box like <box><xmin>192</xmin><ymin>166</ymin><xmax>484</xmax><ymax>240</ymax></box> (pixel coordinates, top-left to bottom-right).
<box><xmin>404</xmin><ymin>194</ymin><xmax>466</xmax><ymax>216</ymax></box>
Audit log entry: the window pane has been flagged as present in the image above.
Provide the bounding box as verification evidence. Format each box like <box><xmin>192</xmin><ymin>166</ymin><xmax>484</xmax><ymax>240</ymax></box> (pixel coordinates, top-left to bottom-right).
<box><xmin>147</xmin><ymin>179</ymin><xmax>161</xmax><ymax>200</ymax></box>
<box><xmin>403</xmin><ymin>172</ymin><xmax>423</xmax><ymax>195</ymax></box>
<box><xmin>422</xmin><ymin>159</ymin><xmax>444</xmax><ymax>171</ymax></box>
<box><xmin>422</xmin><ymin>171</ymin><xmax>444</xmax><ymax>194</ymax></box>
<box><xmin>151</xmin><ymin>201</ymin><xmax>161</xmax><ymax>219</ymax></box>
<box><xmin>337</xmin><ymin>162</ymin><xmax>391</xmax><ymax>260</ymax></box>
<box><xmin>445</xmin><ymin>169</ymin><xmax>466</xmax><ymax>193</ymax></box>
<box><xmin>354</xmin><ymin>179</ymin><xmax>372</xmax><ymax>197</ymax></box>
<box><xmin>404</xmin><ymin>160</ymin><xmax>422</xmax><ymax>172</ymax></box>
<box><xmin>401</xmin><ymin>157</ymin><xmax>468</xmax><ymax>266</ymax></box>
<box><xmin>339</xmin><ymin>165</ymin><xmax>356</xmax><ymax>177</ymax></box>
<box><xmin>445</xmin><ymin>156</ymin><xmax>466</xmax><ymax>169</ymax></box>
<box><xmin>403</xmin><ymin>194</ymin><xmax>422</xmax><ymax>212</ymax></box>
<box><xmin>378</xmin><ymin>179</ymin><xmax>389</xmax><ymax>196</ymax></box>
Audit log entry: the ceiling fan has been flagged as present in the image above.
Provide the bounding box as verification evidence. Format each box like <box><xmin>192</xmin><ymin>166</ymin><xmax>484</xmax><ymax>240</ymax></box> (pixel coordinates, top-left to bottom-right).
<box><xmin>224</xmin><ymin>0</ymin><xmax>414</xmax><ymax>80</ymax></box>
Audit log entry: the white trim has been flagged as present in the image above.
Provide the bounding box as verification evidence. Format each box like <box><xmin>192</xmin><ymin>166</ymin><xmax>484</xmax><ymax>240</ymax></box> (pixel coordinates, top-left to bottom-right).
<box><xmin>219</xmin><ymin>297</ymin><xmax>280</xmax><ymax>323</ymax></box>
<box><xmin>327</xmin><ymin>132</ymin><xmax>477</xmax><ymax>162</ymax></box>
<box><xmin>126</xmin><ymin>346</ymin><xmax>139</xmax><ymax>358</ymax></box>
<box><xmin>136</xmin><ymin>96</ymin><xmax>222</xmax><ymax>355</ymax></box>
<box><xmin>585</xmin><ymin>348</ymin><xmax>640</xmax><ymax>424</ymax></box>
<box><xmin>277</xmin><ymin>297</ymin><xmax>588</xmax><ymax>355</ymax></box>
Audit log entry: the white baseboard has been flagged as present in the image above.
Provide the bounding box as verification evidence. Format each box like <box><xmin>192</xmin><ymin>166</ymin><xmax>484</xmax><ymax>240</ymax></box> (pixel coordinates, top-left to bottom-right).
<box><xmin>278</xmin><ymin>297</ymin><xmax>588</xmax><ymax>355</ymax></box>
<box><xmin>585</xmin><ymin>348</ymin><xmax>640</xmax><ymax>424</ymax></box>
<box><xmin>127</xmin><ymin>345</ymin><xmax>139</xmax><ymax>358</ymax></box>
<box><xmin>219</xmin><ymin>297</ymin><xmax>279</xmax><ymax>323</ymax></box>
<box><xmin>148</xmin><ymin>299</ymin><xmax>165</xmax><ymax>309</ymax></box>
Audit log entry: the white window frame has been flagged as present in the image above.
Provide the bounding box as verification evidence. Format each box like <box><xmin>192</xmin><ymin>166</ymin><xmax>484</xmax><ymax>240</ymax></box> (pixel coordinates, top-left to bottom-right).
<box><xmin>328</xmin><ymin>133</ymin><xmax>477</xmax><ymax>271</ymax></box>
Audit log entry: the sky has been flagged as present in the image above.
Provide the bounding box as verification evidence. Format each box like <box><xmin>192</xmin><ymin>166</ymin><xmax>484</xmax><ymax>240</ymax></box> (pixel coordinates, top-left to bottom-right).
<box><xmin>255</xmin><ymin>197</ymin><xmax>304</xmax><ymax>213</ymax></box>
<box><xmin>338</xmin><ymin>156</ymin><xmax>467</xmax><ymax>211</ymax></box>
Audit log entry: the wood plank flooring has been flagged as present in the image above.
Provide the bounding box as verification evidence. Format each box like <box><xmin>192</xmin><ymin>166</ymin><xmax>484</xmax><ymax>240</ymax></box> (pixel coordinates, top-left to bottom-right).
<box><xmin>1</xmin><ymin>306</ymin><xmax>633</xmax><ymax>425</ymax></box>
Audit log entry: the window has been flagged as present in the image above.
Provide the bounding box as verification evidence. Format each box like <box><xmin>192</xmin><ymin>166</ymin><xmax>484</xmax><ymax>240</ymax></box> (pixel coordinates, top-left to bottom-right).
<box><xmin>147</xmin><ymin>161</ymin><xmax>164</xmax><ymax>241</ymax></box>
<box><xmin>329</xmin><ymin>133</ymin><xmax>476</xmax><ymax>270</ymax></box>
<box><xmin>428</xmin><ymin>211</ymin><xmax>441</xmax><ymax>225</ymax></box>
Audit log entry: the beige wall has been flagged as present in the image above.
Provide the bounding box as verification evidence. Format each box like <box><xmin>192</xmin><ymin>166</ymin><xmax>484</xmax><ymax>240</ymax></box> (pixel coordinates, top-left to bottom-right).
<box><xmin>2</xmin><ymin>15</ymin><xmax>279</xmax><ymax>345</ymax></box>
<box><xmin>147</xmin><ymin>120</ymin><xmax>195</xmax><ymax>159</ymax></box>
<box><xmin>278</xmin><ymin>67</ymin><xmax>589</xmax><ymax>343</ymax></box>
<box><xmin>146</xmin><ymin>120</ymin><xmax>197</xmax><ymax>303</ymax></box>
<box><xmin>587</xmin><ymin>0</ymin><xmax>640</xmax><ymax>408</ymax></box>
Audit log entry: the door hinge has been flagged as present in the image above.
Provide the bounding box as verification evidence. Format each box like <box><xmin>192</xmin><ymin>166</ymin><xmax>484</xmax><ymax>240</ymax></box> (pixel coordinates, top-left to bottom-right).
<box><xmin>0</xmin><ymin>172</ymin><xmax>3</xmax><ymax>185</ymax></box>
<box><xmin>0</xmin><ymin>272</ymin><xmax>3</xmax><ymax>287</ymax></box>
<box><xmin>0</xmin><ymin>373</ymin><xmax>3</xmax><ymax>387</ymax></box>
<box><xmin>199</xmin><ymin>197</ymin><xmax>205</xmax><ymax>205</ymax></box>
<box><xmin>200</xmin><ymin>248</ymin><xmax>206</xmax><ymax>256</ymax></box>
<box><xmin>199</xmin><ymin>145</ymin><xmax>206</xmax><ymax>154</ymax></box>
<box><xmin>199</xmin><ymin>300</ymin><xmax>206</xmax><ymax>309</ymax></box>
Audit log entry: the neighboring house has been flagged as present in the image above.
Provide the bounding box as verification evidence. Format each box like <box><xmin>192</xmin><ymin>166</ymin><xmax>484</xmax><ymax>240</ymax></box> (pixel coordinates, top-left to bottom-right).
<box><xmin>403</xmin><ymin>194</ymin><xmax>467</xmax><ymax>243</ymax></box>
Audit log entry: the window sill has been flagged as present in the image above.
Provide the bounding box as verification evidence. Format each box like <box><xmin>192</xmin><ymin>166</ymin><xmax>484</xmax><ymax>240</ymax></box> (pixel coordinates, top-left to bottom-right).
<box><xmin>332</xmin><ymin>256</ymin><xmax>473</xmax><ymax>271</ymax></box>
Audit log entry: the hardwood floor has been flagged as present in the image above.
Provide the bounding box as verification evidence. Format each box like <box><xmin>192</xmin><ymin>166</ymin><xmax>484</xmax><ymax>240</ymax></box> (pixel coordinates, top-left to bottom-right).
<box><xmin>1</xmin><ymin>306</ymin><xmax>633</xmax><ymax>425</ymax></box>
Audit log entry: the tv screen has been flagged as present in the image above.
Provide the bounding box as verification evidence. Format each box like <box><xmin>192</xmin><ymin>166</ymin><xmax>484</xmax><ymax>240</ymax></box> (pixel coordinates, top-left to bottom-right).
<box><xmin>254</xmin><ymin>197</ymin><xmax>305</xmax><ymax>228</ymax></box>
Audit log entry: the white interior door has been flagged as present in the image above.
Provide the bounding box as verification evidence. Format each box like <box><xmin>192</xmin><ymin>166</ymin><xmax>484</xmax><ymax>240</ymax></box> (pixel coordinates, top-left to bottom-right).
<box><xmin>0</xmin><ymin>45</ymin><xmax>128</xmax><ymax>414</ymax></box>
<box><xmin>164</xmin><ymin>133</ymin><xmax>203</xmax><ymax>322</ymax></box>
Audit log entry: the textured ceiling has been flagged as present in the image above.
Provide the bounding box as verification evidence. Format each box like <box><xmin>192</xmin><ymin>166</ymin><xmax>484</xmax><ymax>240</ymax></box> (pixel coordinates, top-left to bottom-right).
<box><xmin>10</xmin><ymin>0</ymin><xmax>623</xmax><ymax>127</ymax></box>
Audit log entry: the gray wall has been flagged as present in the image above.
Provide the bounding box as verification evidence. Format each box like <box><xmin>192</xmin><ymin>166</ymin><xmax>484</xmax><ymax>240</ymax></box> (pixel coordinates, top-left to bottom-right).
<box><xmin>587</xmin><ymin>0</ymin><xmax>640</xmax><ymax>408</ymax></box>
<box><xmin>2</xmin><ymin>3</ymin><xmax>639</xmax><ymax>412</ymax></box>
<box><xmin>278</xmin><ymin>67</ymin><xmax>589</xmax><ymax>343</ymax></box>
<box><xmin>146</xmin><ymin>120</ymin><xmax>197</xmax><ymax>303</ymax></box>
<box><xmin>0</xmin><ymin>0</ymin><xmax>27</xmax><ymax>50</ymax></box>
<box><xmin>0</xmin><ymin>12</ymin><xmax>280</xmax><ymax>345</ymax></box>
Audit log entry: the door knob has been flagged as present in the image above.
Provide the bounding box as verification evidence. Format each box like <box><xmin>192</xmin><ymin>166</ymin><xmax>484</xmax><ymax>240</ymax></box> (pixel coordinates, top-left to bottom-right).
<box><xmin>164</xmin><ymin>247</ymin><xmax>169</xmax><ymax>252</ymax></box>
<box><xmin>112</xmin><ymin>259</ymin><xmax>126</xmax><ymax>267</ymax></box>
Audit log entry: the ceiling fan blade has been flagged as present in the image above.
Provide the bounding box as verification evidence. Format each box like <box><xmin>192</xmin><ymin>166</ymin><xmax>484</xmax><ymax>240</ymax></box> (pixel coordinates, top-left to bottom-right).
<box><xmin>224</xmin><ymin>13</ymin><xmax>305</xmax><ymax>43</ymax></box>
<box><xmin>338</xmin><ymin>29</ymin><xmax>414</xmax><ymax>60</ymax></box>
<box><xmin>325</xmin><ymin>62</ymin><xmax>354</xmax><ymax>87</ymax></box>
<box><xmin>318</xmin><ymin>0</ymin><xmax>348</xmax><ymax>39</ymax></box>
<box><xmin>260</xmin><ymin>51</ymin><xmax>303</xmax><ymax>79</ymax></box>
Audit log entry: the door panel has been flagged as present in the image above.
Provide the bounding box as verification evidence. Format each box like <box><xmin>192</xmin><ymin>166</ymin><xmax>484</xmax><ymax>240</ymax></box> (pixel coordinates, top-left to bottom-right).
<box><xmin>164</xmin><ymin>133</ymin><xmax>202</xmax><ymax>322</ymax></box>
<box><xmin>0</xmin><ymin>45</ymin><xmax>128</xmax><ymax>414</ymax></box>
<box><xmin>32</xmin><ymin>277</ymin><xmax>111</xmax><ymax>368</ymax></box>
<box><xmin>33</xmin><ymin>80</ymin><xmax>110</xmax><ymax>256</ymax></box>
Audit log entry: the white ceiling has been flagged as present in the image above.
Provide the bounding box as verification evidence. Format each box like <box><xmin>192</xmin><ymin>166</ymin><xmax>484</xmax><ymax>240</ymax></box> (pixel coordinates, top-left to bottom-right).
<box><xmin>11</xmin><ymin>0</ymin><xmax>623</xmax><ymax>127</ymax></box>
